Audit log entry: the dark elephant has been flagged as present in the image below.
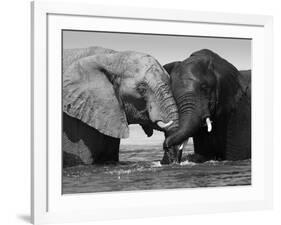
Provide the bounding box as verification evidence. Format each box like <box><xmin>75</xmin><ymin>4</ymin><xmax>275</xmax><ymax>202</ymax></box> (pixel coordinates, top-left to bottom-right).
<box><xmin>62</xmin><ymin>46</ymin><xmax>179</xmax><ymax>167</ymax></box>
<box><xmin>161</xmin><ymin>49</ymin><xmax>251</xmax><ymax>164</ymax></box>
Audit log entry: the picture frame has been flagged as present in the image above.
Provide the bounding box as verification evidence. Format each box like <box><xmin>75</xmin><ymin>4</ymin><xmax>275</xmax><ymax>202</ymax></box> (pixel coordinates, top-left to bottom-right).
<box><xmin>31</xmin><ymin>1</ymin><xmax>273</xmax><ymax>224</ymax></box>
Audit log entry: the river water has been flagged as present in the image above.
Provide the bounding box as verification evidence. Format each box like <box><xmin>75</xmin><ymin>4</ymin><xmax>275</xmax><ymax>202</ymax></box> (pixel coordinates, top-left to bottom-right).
<box><xmin>62</xmin><ymin>142</ymin><xmax>251</xmax><ymax>194</ymax></box>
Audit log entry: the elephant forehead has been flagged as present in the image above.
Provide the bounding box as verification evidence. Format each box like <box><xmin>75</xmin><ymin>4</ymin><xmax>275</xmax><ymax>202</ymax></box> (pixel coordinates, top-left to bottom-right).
<box><xmin>122</xmin><ymin>65</ymin><xmax>163</xmax><ymax>84</ymax></box>
<box><xmin>144</xmin><ymin>63</ymin><xmax>170</xmax><ymax>84</ymax></box>
<box><xmin>175</xmin><ymin>60</ymin><xmax>207</xmax><ymax>80</ymax></box>
<box><xmin>123</xmin><ymin>62</ymin><xmax>150</xmax><ymax>76</ymax></box>
<box><xmin>125</xmin><ymin>53</ymin><xmax>160</xmax><ymax>70</ymax></box>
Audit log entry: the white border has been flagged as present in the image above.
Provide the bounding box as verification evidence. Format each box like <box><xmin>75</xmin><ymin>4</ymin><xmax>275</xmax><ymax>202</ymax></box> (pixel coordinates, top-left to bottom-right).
<box><xmin>31</xmin><ymin>1</ymin><xmax>273</xmax><ymax>224</ymax></box>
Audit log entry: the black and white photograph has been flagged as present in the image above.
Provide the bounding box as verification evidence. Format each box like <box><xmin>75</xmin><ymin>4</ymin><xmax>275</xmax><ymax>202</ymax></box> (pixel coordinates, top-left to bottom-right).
<box><xmin>62</xmin><ymin>30</ymin><xmax>251</xmax><ymax>194</ymax></box>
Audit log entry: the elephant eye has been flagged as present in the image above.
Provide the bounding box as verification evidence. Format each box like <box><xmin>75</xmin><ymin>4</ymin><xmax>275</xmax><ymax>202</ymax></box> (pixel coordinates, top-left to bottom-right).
<box><xmin>200</xmin><ymin>83</ymin><xmax>208</xmax><ymax>90</ymax></box>
<box><xmin>137</xmin><ymin>82</ymin><xmax>148</xmax><ymax>96</ymax></box>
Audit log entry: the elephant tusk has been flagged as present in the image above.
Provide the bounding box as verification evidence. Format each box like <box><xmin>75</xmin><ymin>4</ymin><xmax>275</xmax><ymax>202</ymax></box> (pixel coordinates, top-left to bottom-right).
<box><xmin>206</xmin><ymin>117</ymin><xmax>212</xmax><ymax>132</ymax></box>
<box><xmin>157</xmin><ymin>120</ymin><xmax>173</xmax><ymax>129</ymax></box>
<box><xmin>178</xmin><ymin>143</ymin><xmax>184</xmax><ymax>151</ymax></box>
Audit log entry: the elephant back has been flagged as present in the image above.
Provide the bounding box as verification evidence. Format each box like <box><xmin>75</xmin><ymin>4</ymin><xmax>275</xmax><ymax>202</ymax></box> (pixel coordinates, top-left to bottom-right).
<box><xmin>225</xmin><ymin>70</ymin><xmax>251</xmax><ymax>160</ymax></box>
<box><xmin>239</xmin><ymin>70</ymin><xmax>251</xmax><ymax>98</ymax></box>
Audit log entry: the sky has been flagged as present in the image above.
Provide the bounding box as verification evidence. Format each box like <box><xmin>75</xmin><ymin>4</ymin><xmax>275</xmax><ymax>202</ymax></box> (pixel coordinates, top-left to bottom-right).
<box><xmin>63</xmin><ymin>30</ymin><xmax>251</xmax><ymax>146</ymax></box>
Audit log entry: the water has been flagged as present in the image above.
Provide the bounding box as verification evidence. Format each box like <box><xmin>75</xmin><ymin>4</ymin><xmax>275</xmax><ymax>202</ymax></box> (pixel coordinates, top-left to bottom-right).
<box><xmin>62</xmin><ymin>143</ymin><xmax>251</xmax><ymax>194</ymax></box>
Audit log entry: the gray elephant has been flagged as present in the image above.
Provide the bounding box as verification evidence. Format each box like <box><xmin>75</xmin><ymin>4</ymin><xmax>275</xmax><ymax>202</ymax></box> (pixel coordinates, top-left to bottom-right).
<box><xmin>161</xmin><ymin>49</ymin><xmax>251</xmax><ymax>164</ymax></box>
<box><xmin>62</xmin><ymin>47</ymin><xmax>179</xmax><ymax>167</ymax></box>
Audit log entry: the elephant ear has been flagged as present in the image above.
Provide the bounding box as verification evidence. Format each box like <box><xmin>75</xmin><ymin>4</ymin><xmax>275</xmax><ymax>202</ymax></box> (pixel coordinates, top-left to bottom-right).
<box><xmin>63</xmin><ymin>59</ymin><xmax>129</xmax><ymax>139</ymax></box>
<box><xmin>63</xmin><ymin>47</ymin><xmax>116</xmax><ymax>73</ymax></box>
<box><xmin>163</xmin><ymin>61</ymin><xmax>181</xmax><ymax>74</ymax></box>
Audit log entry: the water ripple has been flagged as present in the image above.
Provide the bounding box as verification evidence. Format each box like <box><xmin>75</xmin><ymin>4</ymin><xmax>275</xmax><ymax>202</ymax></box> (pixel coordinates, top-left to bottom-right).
<box><xmin>63</xmin><ymin>146</ymin><xmax>251</xmax><ymax>194</ymax></box>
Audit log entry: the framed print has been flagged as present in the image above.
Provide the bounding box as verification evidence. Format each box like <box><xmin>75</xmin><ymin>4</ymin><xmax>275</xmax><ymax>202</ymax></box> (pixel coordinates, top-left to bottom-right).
<box><xmin>31</xmin><ymin>1</ymin><xmax>273</xmax><ymax>224</ymax></box>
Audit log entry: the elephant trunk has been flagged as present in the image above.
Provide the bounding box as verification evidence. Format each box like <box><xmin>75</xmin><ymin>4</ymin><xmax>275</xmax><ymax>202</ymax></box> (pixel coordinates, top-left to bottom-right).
<box><xmin>153</xmin><ymin>81</ymin><xmax>179</xmax><ymax>131</ymax></box>
<box><xmin>160</xmin><ymin>92</ymin><xmax>202</xmax><ymax>164</ymax></box>
<box><xmin>165</xmin><ymin>113</ymin><xmax>199</xmax><ymax>148</ymax></box>
<box><xmin>164</xmin><ymin>92</ymin><xmax>202</xmax><ymax>149</ymax></box>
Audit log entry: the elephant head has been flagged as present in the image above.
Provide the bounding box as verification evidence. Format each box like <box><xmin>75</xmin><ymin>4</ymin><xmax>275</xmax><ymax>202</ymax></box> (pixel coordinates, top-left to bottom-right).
<box><xmin>63</xmin><ymin>46</ymin><xmax>179</xmax><ymax>142</ymax></box>
<box><xmin>161</xmin><ymin>49</ymin><xmax>251</xmax><ymax>164</ymax></box>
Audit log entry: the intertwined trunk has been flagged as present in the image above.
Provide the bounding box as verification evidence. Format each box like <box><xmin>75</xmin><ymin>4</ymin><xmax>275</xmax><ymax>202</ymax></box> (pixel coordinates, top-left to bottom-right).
<box><xmin>165</xmin><ymin>92</ymin><xmax>201</xmax><ymax>148</ymax></box>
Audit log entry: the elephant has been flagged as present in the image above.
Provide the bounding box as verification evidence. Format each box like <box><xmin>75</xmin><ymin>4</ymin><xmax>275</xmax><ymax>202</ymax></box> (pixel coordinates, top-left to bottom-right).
<box><xmin>62</xmin><ymin>46</ymin><xmax>179</xmax><ymax>167</ymax></box>
<box><xmin>161</xmin><ymin>49</ymin><xmax>251</xmax><ymax>164</ymax></box>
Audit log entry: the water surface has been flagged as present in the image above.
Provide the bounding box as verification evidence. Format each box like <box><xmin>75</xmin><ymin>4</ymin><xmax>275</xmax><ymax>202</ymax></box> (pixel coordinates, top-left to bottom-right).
<box><xmin>62</xmin><ymin>143</ymin><xmax>251</xmax><ymax>194</ymax></box>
